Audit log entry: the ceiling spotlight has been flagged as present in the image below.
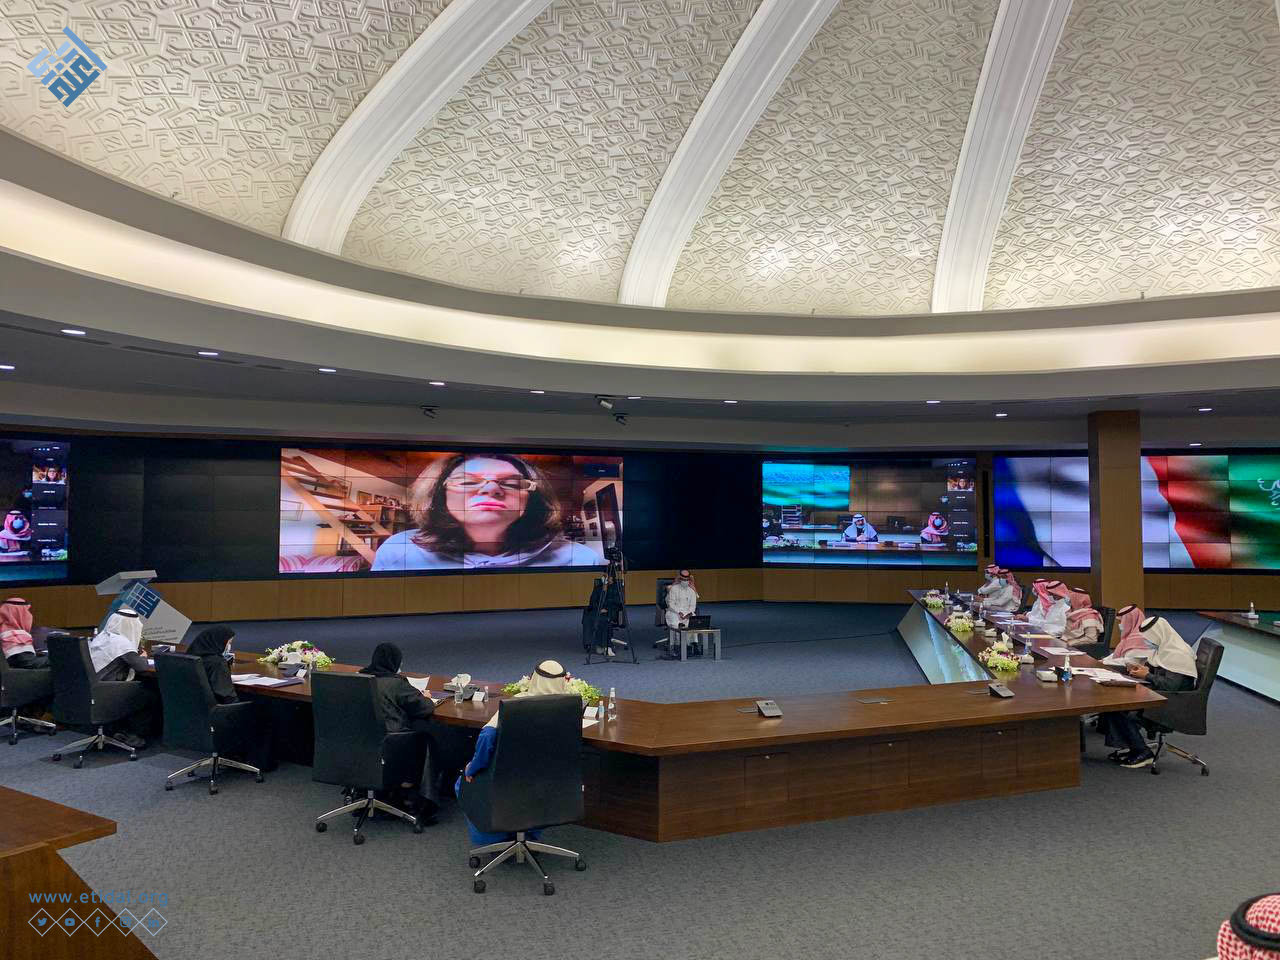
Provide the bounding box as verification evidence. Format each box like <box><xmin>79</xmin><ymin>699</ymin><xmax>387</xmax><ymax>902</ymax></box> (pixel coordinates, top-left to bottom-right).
<box><xmin>1198</xmin><ymin>407</ymin><xmax>1213</xmax><ymax>413</ymax></box>
<box><xmin>1189</xmin><ymin>442</ymin><xmax>1202</xmax><ymax>447</ymax></box>
<box><xmin>429</xmin><ymin>381</ymin><xmax>446</xmax><ymax>387</ymax></box>
<box><xmin>926</xmin><ymin>400</ymin><xmax>941</xmax><ymax>405</ymax></box>
<box><xmin>61</xmin><ymin>328</ymin><xmax>87</xmax><ymax>336</ymax></box>
<box><xmin>317</xmin><ymin>367</ymin><xmax>337</xmax><ymax>374</ymax></box>
<box><xmin>197</xmin><ymin>350</ymin><xmax>219</xmax><ymax>357</ymax></box>
<box><xmin>723</xmin><ymin>399</ymin><xmax>738</xmax><ymax>404</ymax></box>
<box><xmin>0</xmin><ymin>364</ymin><xmax>13</xmax><ymax>371</ymax></box>
<box><xmin>596</xmin><ymin>396</ymin><xmax>614</xmax><ymax>410</ymax></box>
<box><xmin>627</xmin><ymin>396</ymin><xmax>642</xmax><ymax>400</ymax></box>
<box><xmin>995</xmin><ymin>412</ymin><xmax>1008</xmax><ymax>418</ymax></box>
<box><xmin>530</xmin><ymin>389</ymin><xmax>545</xmax><ymax>394</ymax></box>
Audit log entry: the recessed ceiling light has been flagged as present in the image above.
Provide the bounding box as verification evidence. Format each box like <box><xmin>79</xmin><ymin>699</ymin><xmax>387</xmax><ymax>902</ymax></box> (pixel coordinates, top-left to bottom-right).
<box><xmin>1198</xmin><ymin>407</ymin><xmax>1213</xmax><ymax>413</ymax></box>
<box><xmin>1189</xmin><ymin>442</ymin><xmax>1202</xmax><ymax>447</ymax></box>
<box><xmin>317</xmin><ymin>367</ymin><xmax>337</xmax><ymax>374</ymax></box>
<box><xmin>530</xmin><ymin>389</ymin><xmax>545</xmax><ymax>394</ymax></box>
<box><xmin>925</xmin><ymin>399</ymin><xmax>941</xmax><ymax>405</ymax></box>
<box><xmin>429</xmin><ymin>381</ymin><xmax>446</xmax><ymax>387</ymax></box>
<box><xmin>627</xmin><ymin>396</ymin><xmax>642</xmax><ymax>400</ymax></box>
<box><xmin>60</xmin><ymin>328</ymin><xmax>87</xmax><ymax>336</ymax></box>
<box><xmin>197</xmin><ymin>350</ymin><xmax>219</xmax><ymax>357</ymax></box>
<box><xmin>0</xmin><ymin>364</ymin><xmax>14</xmax><ymax>371</ymax></box>
<box><xmin>723</xmin><ymin>399</ymin><xmax>738</xmax><ymax>404</ymax></box>
<box><xmin>995</xmin><ymin>412</ymin><xmax>1008</xmax><ymax>418</ymax></box>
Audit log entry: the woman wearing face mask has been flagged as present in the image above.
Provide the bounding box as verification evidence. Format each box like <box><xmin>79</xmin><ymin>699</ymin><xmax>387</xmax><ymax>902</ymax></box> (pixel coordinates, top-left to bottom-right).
<box><xmin>184</xmin><ymin>625</ymin><xmax>239</xmax><ymax>704</ymax></box>
<box><xmin>1098</xmin><ymin>616</ymin><xmax>1198</xmax><ymax>769</ymax></box>
<box><xmin>372</xmin><ymin>454</ymin><xmax>605</xmax><ymax>570</ymax></box>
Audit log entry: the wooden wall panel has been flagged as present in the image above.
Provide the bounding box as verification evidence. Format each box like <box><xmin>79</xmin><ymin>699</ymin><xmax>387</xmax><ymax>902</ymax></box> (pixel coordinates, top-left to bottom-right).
<box><xmin>65</xmin><ymin>586</ymin><xmax>110</xmax><ymax>628</ymax></box>
<box><xmin>152</xmin><ymin>581</ymin><xmax>212</xmax><ymax>623</ymax></box>
<box><xmin>15</xmin><ymin>586</ymin><xmax>68</xmax><ymax>628</ymax></box>
<box><xmin>814</xmin><ymin>569</ymin><xmax>867</xmax><ymax>603</ymax></box>
<box><xmin>1142</xmin><ymin>574</ymin><xmax>1171</xmax><ymax>610</ymax></box>
<box><xmin>518</xmin><ymin>573</ymin><xmax>574</xmax><ymax>609</ymax></box>
<box><xmin>716</xmin><ymin>568</ymin><xmax>762</xmax><ymax>601</ymax></box>
<box><xmin>762</xmin><ymin>568</ymin><xmax>816</xmax><ymax>602</ymax></box>
<box><xmin>404</xmin><ymin>576</ymin><xmax>463</xmax><ymax>614</ymax></box>
<box><xmin>624</xmin><ymin>569</ymin><xmax>661</xmax><ymax>607</ymax></box>
<box><xmin>865</xmin><ymin>570</ymin><xmax>926</xmax><ymax>604</ymax></box>
<box><xmin>209</xmin><ymin>580</ymin><xmax>280</xmax><ymax>621</ymax></box>
<box><xmin>1231</xmin><ymin>574</ymin><xmax>1280</xmax><ymax>611</ymax></box>
<box><xmin>462</xmin><ymin>574</ymin><xmax>521</xmax><ymax>612</ymax></box>
<box><xmin>342</xmin><ymin>578</ymin><xmax>406</xmax><ymax>617</ymax></box>
<box><xmin>277</xmin><ymin>578</ymin><xmax>343</xmax><ymax>620</ymax></box>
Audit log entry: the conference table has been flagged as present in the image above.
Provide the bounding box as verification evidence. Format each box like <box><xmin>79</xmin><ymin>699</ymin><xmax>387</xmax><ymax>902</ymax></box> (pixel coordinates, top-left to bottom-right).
<box><xmin>1196</xmin><ymin>609</ymin><xmax>1280</xmax><ymax>702</ymax></box>
<box><xmin>143</xmin><ymin>594</ymin><xmax>1161</xmax><ymax>842</ymax></box>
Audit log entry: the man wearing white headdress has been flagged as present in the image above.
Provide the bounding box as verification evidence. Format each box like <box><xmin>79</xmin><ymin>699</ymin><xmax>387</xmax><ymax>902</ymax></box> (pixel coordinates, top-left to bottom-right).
<box><xmin>457</xmin><ymin>659</ymin><xmax>573</xmax><ymax>845</ymax></box>
<box><xmin>1100</xmin><ymin>616</ymin><xmax>1198</xmax><ymax>769</ymax></box>
<box><xmin>86</xmin><ymin>607</ymin><xmax>154</xmax><ymax>748</ymax></box>
<box><xmin>842</xmin><ymin>514</ymin><xmax>878</xmax><ymax>543</ymax></box>
<box><xmin>981</xmin><ymin>569</ymin><xmax>1021</xmax><ymax>613</ymax></box>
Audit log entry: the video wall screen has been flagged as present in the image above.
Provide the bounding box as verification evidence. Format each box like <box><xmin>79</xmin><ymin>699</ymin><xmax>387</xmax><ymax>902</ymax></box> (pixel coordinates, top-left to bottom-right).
<box><xmin>1142</xmin><ymin>454</ymin><xmax>1280</xmax><ymax>570</ymax></box>
<box><xmin>992</xmin><ymin>456</ymin><xmax>1091</xmax><ymax>569</ymax></box>
<box><xmin>0</xmin><ymin>438</ymin><xmax>70</xmax><ymax>583</ymax></box>
<box><xmin>761</xmin><ymin>459</ymin><xmax>977</xmax><ymax>567</ymax></box>
<box><xmin>279</xmin><ymin>449</ymin><xmax>621</xmax><ymax>574</ymax></box>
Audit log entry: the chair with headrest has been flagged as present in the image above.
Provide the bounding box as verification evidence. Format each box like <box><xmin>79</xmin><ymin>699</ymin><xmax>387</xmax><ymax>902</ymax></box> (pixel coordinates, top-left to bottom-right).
<box><xmin>0</xmin><ymin>651</ymin><xmax>56</xmax><ymax>744</ymax></box>
<box><xmin>46</xmin><ymin>634</ymin><xmax>148</xmax><ymax>766</ymax></box>
<box><xmin>1139</xmin><ymin>637</ymin><xmax>1224</xmax><ymax>776</ymax></box>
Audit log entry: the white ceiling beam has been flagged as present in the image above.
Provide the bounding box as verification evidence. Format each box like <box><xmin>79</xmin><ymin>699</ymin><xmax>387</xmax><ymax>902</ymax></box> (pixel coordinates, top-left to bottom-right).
<box><xmin>931</xmin><ymin>0</ymin><xmax>1074</xmax><ymax>313</ymax></box>
<box><xmin>282</xmin><ymin>0</ymin><xmax>555</xmax><ymax>254</ymax></box>
<box><xmin>618</xmin><ymin>0</ymin><xmax>839</xmax><ymax>308</ymax></box>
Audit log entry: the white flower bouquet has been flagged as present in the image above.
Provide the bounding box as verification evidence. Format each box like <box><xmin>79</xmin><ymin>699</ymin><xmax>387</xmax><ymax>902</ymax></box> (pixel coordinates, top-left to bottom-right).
<box><xmin>258</xmin><ymin>640</ymin><xmax>334</xmax><ymax>670</ymax></box>
<box><xmin>978</xmin><ymin>638</ymin><xmax>1020</xmax><ymax>673</ymax></box>
<box><xmin>923</xmin><ymin>591</ymin><xmax>946</xmax><ymax>610</ymax></box>
<box><xmin>944</xmin><ymin>612</ymin><xmax>975</xmax><ymax>633</ymax></box>
<box><xmin>502</xmin><ymin>673</ymin><xmax>602</xmax><ymax>706</ymax></box>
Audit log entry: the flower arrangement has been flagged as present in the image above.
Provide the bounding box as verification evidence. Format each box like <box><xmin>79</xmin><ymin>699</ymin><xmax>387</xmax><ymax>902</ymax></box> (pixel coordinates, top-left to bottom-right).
<box><xmin>944</xmin><ymin>612</ymin><xmax>975</xmax><ymax>633</ymax></box>
<box><xmin>978</xmin><ymin>637</ymin><xmax>1020</xmax><ymax>673</ymax></box>
<box><xmin>502</xmin><ymin>673</ymin><xmax>602</xmax><ymax>706</ymax></box>
<box><xmin>259</xmin><ymin>640</ymin><xmax>334</xmax><ymax>670</ymax></box>
<box><xmin>923</xmin><ymin>591</ymin><xmax>946</xmax><ymax>610</ymax></box>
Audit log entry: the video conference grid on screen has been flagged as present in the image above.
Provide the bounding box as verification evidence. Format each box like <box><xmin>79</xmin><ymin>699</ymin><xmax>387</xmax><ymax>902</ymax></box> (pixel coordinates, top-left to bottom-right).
<box><xmin>279</xmin><ymin>448</ymin><xmax>622</xmax><ymax>574</ymax></box>
<box><xmin>0</xmin><ymin>438</ymin><xmax>69</xmax><ymax>583</ymax></box>
<box><xmin>762</xmin><ymin>459</ymin><xmax>977</xmax><ymax>567</ymax></box>
<box><xmin>993</xmin><ymin>453</ymin><xmax>1280</xmax><ymax>570</ymax></box>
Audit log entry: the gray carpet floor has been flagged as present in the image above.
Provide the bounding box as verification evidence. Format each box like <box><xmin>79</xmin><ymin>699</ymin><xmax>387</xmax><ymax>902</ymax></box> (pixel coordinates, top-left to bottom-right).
<box><xmin>2</xmin><ymin>603</ymin><xmax>1269</xmax><ymax>960</ymax></box>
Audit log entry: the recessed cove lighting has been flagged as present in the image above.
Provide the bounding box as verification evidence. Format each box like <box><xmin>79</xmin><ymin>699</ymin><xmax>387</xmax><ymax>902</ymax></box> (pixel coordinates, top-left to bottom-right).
<box><xmin>995</xmin><ymin>412</ymin><xmax>1008</xmax><ymax>418</ymax></box>
<box><xmin>925</xmin><ymin>399</ymin><xmax>941</xmax><ymax>405</ymax></box>
<box><xmin>1198</xmin><ymin>407</ymin><xmax>1213</xmax><ymax>413</ymax></box>
<box><xmin>1189</xmin><ymin>442</ymin><xmax>1202</xmax><ymax>448</ymax></box>
<box><xmin>317</xmin><ymin>367</ymin><xmax>337</xmax><ymax>374</ymax></box>
<box><xmin>530</xmin><ymin>389</ymin><xmax>545</xmax><ymax>394</ymax></box>
<box><xmin>627</xmin><ymin>396</ymin><xmax>642</xmax><ymax>400</ymax></box>
<box><xmin>723</xmin><ymin>399</ymin><xmax>738</xmax><ymax>404</ymax></box>
<box><xmin>60</xmin><ymin>328</ymin><xmax>87</xmax><ymax>336</ymax></box>
<box><xmin>0</xmin><ymin>364</ymin><xmax>14</xmax><ymax>371</ymax></box>
<box><xmin>197</xmin><ymin>350</ymin><xmax>219</xmax><ymax>357</ymax></box>
<box><xmin>429</xmin><ymin>381</ymin><xmax>446</xmax><ymax>387</ymax></box>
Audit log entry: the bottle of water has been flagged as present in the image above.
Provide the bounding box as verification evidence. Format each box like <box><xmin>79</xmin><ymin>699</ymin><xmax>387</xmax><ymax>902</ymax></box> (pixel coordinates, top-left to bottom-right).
<box><xmin>1061</xmin><ymin>651</ymin><xmax>1072</xmax><ymax>684</ymax></box>
<box><xmin>608</xmin><ymin>687</ymin><xmax>617</xmax><ymax>722</ymax></box>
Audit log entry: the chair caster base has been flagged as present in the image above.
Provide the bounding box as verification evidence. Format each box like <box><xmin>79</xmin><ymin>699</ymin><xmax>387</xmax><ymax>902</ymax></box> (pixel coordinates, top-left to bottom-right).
<box><xmin>164</xmin><ymin>782</ymin><xmax>174</xmax><ymax>791</ymax></box>
<box><xmin>209</xmin><ymin>785</ymin><xmax>218</xmax><ymax>795</ymax></box>
<box><xmin>574</xmin><ymin>859</ymin><xmax>587</xmax><ymax>871</ymax></box>
<box><xmin>315</xmin><ymin>821</ymin><xmax>327</xmax><ymax>833</ymax></box>
<box><xmin>73</xmin><ymin>757</ymin><xmax>83</xmax><ymax>769</ymax></box>
<box><xmin>412</xmin><ymin>820</ymin><xmax>424</xmax><ymax>834</ymax></box>
<box><xmin>52</xmin><ymin>753</ymin><xmax>61</xmax><ymax>762</ymax></box>
<box><xmin>473</xmin><ymin>879</ymin><xmax>485</xmax><ymax>894</ymax></box>
<box><xmin>1201</xmin><ymin>768</ymin><xmax>1209</xmax><ymax>776</ymax></box>
<box><xmin>353</xmin><ymin>833</ymin><xmax>365</xmax><ymax>846</ymax></box>
<box><xmin>469</xmin><ymin>855</ymin><xmax>481</xmax><ymax>869</ymax></box>
<box><xmin>255</xmin><ymin>774</ymin><xmax>264</xmax><ymax>783</ymax></box>
<box><xmin>128</xmin><ymin>752</ymin><xmax>137</xmax><ymax>761</ymax></box>
<box><xmin>543</xmin><ymin>882</ymin><xmax>555</xmax><ymax>896</ymax></box>
<box><xmin>188</xmin><ymin>769</ymin><xmax>196</xmax><ymax>777</ymax></box>
<box><xmin>8</xmin><ymin>735</ymin><xmax>16</xmax><ymax>746</ymax></box>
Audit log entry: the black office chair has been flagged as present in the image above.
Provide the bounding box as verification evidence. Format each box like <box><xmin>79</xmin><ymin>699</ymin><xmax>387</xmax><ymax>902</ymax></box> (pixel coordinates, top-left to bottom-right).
<box><xmin>1140</xmin><ymin>637</ymin><xmax>1223</xmax><ymax>777</ymax></box>
<box><xmin>460</xmin><ymin>695</ymin><xmax>585</xmax><ymax>895</ymax></box>
<box><xmin>654</xmin><ymin>577</ymin><xmax>674</xmax><ymax>650</ymax></box>
<box><xmin>46</xmin><ymin>634</ymin><xmax>148</xmax><ymax>766</ymax></box>
<box><xmin>310</xmin><ymin>672</ymin><xmax>426</xmax><ymax>844</ymax></box>
<box><xmin>154</xmin><ymin>653</ymin><xmax>264</xmax><ymax>795</ymax></box>
<box><xmin>0</xmin><ymin>652</ymin><xmax>56</xmax><ymax>744</ymax></box>
<box><xmin>1075</xmin><ymin>605</ymin><xmax>1117</xmax><ymax>661</ymax></box>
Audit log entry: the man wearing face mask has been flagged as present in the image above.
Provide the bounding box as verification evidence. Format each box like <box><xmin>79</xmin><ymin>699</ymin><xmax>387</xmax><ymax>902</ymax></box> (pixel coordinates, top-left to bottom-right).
<box><xmin>665</xmin><ymin>570</ymin><xmax>699</xmax><ymax>632</ymax></box>
<box><xmin>842</xmin><ymin>514</ymin><xmax>878</xmax><ymax>543</ymax></box>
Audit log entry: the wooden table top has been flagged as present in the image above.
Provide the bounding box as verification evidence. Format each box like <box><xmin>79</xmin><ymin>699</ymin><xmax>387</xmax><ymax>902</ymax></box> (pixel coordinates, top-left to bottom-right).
<box><xmin>1199</xmin><ymin>609</ymin><xmax>1280</xmax><ymax>637</ymax></box>
<box><xmin>130</xmin><ymin>601</ymin><xmax>1162</xmax><ymax>758</ymax></box>
<box><xmin>0</xmin><ymin>786</ymin><xmax>117</xmax><ymax>856</ymax></box>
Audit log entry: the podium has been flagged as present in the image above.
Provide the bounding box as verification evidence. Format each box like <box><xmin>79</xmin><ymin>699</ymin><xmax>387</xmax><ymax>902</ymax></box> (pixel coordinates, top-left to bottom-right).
<box><xmin>95</xmin><ymin>570</ymin><xmax>192</xmax><ymax>646</ymax></box>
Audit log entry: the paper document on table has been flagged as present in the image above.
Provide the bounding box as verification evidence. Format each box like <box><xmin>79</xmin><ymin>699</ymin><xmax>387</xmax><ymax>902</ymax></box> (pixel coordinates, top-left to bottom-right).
<box><xmin>1075</xmin><ymin>668</ymin><xmax>1139</xmax><ymax>684</ymax></box>
<box><xmin>1041</xmin><ymin>646</ymin><xmax>1078</xmax><ymax>656</ymax></box>
<box><xmin>582</xmin><ymin>718</ymin><xmax>598</xmax><ymax>728</ymax></box>
<box><xmin>1102</xmin><ymin>652</ymin><xmax>1148</xmax><ymax>666</ymax></box>
<box><xmin>235</xmin><ymin>674</ymin><xmax>303</xmax><ymax>688</ymax></box>
<box><xmin>406</xmin><ymin>676</ymin><xmax>430</xmax><ymax>694</ymax></box>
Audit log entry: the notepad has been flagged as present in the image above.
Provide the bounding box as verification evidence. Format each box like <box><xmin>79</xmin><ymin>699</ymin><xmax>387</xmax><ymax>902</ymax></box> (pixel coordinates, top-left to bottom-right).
<box><xmin>582</xmin><ymin>719</ymin><xmax>598</xmax><ymax>729</ymax></box>
<box><xmin>1040</xmin><ymin>646</ymin><xmax>1078</xmax><ymax>656</ymax></box>
<box><xmin>406</xmin><ymin>676</ymin><xmax>430</xmax><ymax>694</ymax></box>
<box><xmin>234</xmin><ymin>674</ymin><xmax>303</xmax><ymax>688</ymax></box>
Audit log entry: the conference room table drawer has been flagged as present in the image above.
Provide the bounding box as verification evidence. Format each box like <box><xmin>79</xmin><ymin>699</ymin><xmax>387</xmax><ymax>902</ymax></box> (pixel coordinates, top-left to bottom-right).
<box><xmin>981</xmin><ymin>727</ymin><xmax>1019</xmax><ymax>779</ymax></box>
<box><xmin>744</xmin><ymin>751</ymin><xmax>789</xmax><ymax>806</ymax></box>
<box><xmin>869</xmin><ymin>739</ymin><xmax>909</xmax><ymax>788</ymax></box>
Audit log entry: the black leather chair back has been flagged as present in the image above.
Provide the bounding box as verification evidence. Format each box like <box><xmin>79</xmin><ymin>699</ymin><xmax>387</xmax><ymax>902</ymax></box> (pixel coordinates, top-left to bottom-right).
<box><xmin>1097</xmin><ymin>606</ymin><xmax>1117</xmax><ymax>648</ymax></box>
<box><xmin>311</xmin><ymin>672</ymin><xmax>387</xmax><ymax>789</ymax></box>
<box><xmin>1143</xmin><ymin>637</ymin><xmax>1223</xmax><ymax>737</ymax></box>
<box><xmin>655</xmin><ymin>578</ymin><xmax>674</xmax><ymax>626</ymax></box>
<box><xmin>46</xmin><ymin>634</ymin><xmax>97</xmax><ymax>725</ymax></box>
<box><xmin>155</xmin><ymin>654</ymin><xmax>217</xmax><ymax>753</ymax></box>
<box><xmin>0</xmin><ymin>650</ymin><xmax>52</xmax><ymax>710</ymax></box>
<box><xmin>461</xmin><ymin>695</ymin><xmax>583</xmax><ymax>835</ymax></box>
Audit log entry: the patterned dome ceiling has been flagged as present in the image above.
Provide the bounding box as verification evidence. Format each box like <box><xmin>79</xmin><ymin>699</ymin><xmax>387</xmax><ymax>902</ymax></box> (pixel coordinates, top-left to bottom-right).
<box><xmin>3</xmin><ymin>0</ymin><xmax>1277</xmax><ymax>317</ymax></box>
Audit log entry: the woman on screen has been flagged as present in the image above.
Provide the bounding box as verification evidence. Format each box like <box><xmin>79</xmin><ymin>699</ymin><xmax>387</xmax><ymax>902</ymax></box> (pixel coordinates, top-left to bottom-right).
<box><xmin>371</xmin><ymin>454</ymin><xmax>605</xmax><ymax>570</ymax></box>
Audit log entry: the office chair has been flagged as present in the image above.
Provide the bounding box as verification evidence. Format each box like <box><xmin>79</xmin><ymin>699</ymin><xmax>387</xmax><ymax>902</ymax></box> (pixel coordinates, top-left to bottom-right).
<box><xmin>46</xmin><ymin>634</ymin><xmax>148</xmax><ymax>766</ymax></box>
<box><xmin>459</xmin><ymin>695</ymin><xmax>585</xmax><ymax>895</ymax></box>
<box><xmin>0</xmin><ymin>651</ymin><xmax>56</xmax><ymax>744</ymax></box>
<box><xmin>310</xmin><ymin>672</ymin><xmax>426</xmax><ymax>844</ymax></box>
<box><xmin>154</xmin><ymin>653</ymin><xmax>263</xmax><ymax>795</ymax></box>
<box><xmin>1140</xmin><ymin>637</ymin><xmax>1223</xmax><ymax>777</ymax></box>
<box><xmin>1075</xmin><ymin>605</ymin><xmax>1117</xmax><ymax>661</ymax></box>
<box><xmin>654</xmin><ymin>577</ymin><xmax>674</xmax><ymax>650</ymax></box>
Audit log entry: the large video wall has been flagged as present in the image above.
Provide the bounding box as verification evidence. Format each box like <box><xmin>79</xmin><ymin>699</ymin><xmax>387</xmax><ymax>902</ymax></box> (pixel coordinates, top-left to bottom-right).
<box><xmin>0</xmin><ymin>437</ymin><xmax>69</xmax><ymax>583</ymax></box>
<box><xmin>761</xmin><ymin>459</ymin><xmax>977</xmax><ymax>567</ymax></box>
<box><xmin>994</xmin><ymin>453</ymin><xmax>1280</xmax><ymax>571</ymax></box>
<box><xmin>280</xmin><ymin>448</ymin><xmax>622</xmax><ymax>574</ymax></box>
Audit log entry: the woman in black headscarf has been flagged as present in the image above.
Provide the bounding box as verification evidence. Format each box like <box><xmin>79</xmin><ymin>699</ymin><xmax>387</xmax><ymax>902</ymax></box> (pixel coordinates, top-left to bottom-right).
<box><xmin>185</xmin><ymin>624</ymin><xmax>238</xmax><ymax>704</ymax></box>
<box><xmin>360</xmin><ymin>642</ymin><xmax>440</xmax><ymax>821</ymax></box>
